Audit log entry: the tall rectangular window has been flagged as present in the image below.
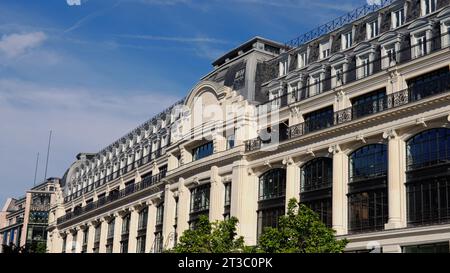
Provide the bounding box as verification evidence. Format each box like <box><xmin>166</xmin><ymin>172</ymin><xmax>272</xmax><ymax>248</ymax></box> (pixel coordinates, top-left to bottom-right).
<box><xmin>415</xmin><ymin>34</ymin><xmax>427</xmax><ymax>58</ymax></box>
<box><xmin>298</xmin><ymin>52</ymin><xmax>307</xmax><ymax>68</ymax></box>
<box><xmin>156</xmin><ymin>204</ymin><xmax>164</xmax><ymax>226</ymax></box>
<box><xmin>320</xmin><ymin>41</ymin><xmax>330</xmax><ymax>59</ymax></box>
<box><xmin>342</xmin><ymin>32</ymin><xmax>352</xmax><ymax>50</ymax></box>
<box><xmin>120</xmin><ymin>214</ymin><xmax>130</xmax><ymax>253</ymax></box>
<box><xmin>93</xmin><ymin>224</ymin><xmax>101</xmax><ymax>253</ymax></box>
<box><xmin>106</xmin><ymin>219</ymin><xmax>114</xmax><ymax>253</ymax></box>
<box><xmin>81</xmin><ymin>229</ymin><xmax>88</xmax><ymax>253</ymax></box>
<box><xmin>224</xmin><ymin>183</ymin><xmax>231</xmax><ymax>220</ymax></box>
<box><xmin>136</xmin><ymin>207</ymin><xmax>148</xmax><ymax>253</ymax></box>
<box><xmin>279</xmin><ymin>60</ymin><xmax>288</xmax><ymax>77</ymax></box>
<box><xmin>226</xmin><ymin>133</ymin><xmax>235</xmax><ymax>150</ymax></box>
<box><xmin>422</xmin><ymin>0</ymin><xmax>437</xmax><ymax>15</ymax></box>
<box><xmin>367</xmin><ymin>20</ymin><xmax>379</xmax><ymax>40</ymax></box>
<box><xmin>153</xmin><ymin>232</ymin><xmax>163</xmax><ymax>253</ymax></box>
<box><xmin>392</xmin><ymin>8</ymin><xmax>405</xmax><ymax>29</ymax></box>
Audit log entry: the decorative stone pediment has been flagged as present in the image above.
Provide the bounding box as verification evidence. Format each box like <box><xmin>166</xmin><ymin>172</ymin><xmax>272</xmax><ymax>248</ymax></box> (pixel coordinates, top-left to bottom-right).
<box><xmin>407</xmin><ymin>18</ymin><xmax>432</xmax><ymax>31</ymax></box>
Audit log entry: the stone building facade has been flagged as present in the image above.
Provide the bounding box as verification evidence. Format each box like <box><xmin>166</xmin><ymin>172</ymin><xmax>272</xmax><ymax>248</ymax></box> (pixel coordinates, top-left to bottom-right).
<box><xmin>47</xmin><ymin>0</ymin><xmax>450</xmax><ymax>253</ymax></box>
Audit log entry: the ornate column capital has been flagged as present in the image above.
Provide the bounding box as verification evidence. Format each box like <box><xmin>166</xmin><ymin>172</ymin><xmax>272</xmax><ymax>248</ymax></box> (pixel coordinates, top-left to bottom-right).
<box><xmin>247</xmin><ymin>167</ymin><xmax>255</xmax><ymax>176</ymax></box>
<box><xmin>382</xmin><ymin>129</ymin><xmax>398</xmax><ymax>140</ymax></box>
<box><xmin>282</xmin><ymin>156</ymin><xmax>294</xmax><ymax>166</ymax></box>
<box><xmin>328</xmin><ymin>144</ymin><xmax>342</xmax><ymax>155</ymax></box>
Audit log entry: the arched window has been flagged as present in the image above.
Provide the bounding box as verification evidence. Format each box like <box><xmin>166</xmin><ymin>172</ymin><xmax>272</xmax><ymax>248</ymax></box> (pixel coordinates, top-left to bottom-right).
<box><xmin>406</xmin><ymin>128</ymin><xmax>450</xmax><ymax>226</ymax></box>
<box><xmin>348</xmin><ymin>144</ymin><xmax>388</xmax><ymax>233</ymax></box>
<box><xmin>300</xmin><ymin>158</ymin><xmax>333</xmax><ymax>227</ymax></box>
<box><xmin>257</xmin><ymin>168</ymin><xmax>286</xmax><ymax>238</ymax></box>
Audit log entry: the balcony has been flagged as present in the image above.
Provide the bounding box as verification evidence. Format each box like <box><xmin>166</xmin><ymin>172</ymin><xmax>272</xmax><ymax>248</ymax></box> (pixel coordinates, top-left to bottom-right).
<box><xmin>245</xmin><ymin>72</ymin><xmax>450</xmax><ymax>152</ymax></box>
<box><xmin>260</xmin><ymin>32</ymin><xmax>446</xmax><ymax>114</ymax></box>
<box><xmin>57</xmin><ymin>171</ymin><xmax>167</xmax><ymax>225</ymax></box>
<box><xmin>63</xmin><ymin>148</ymin><xmax>167</xmax><ymax>204</ymax></box>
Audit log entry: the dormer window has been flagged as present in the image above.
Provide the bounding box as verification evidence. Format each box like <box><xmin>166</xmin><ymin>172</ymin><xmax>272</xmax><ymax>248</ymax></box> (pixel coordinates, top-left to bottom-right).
<box><xmin>342</xmin><ymin>32</ymin><xmax>353</xmax><ymax>50</ymax></box>
<box><xmin>392</xmin><ymin>8</ymin><xmax>405</xmax><ymax>29</ymax></box>
<box><xmin>309</xmin><ymin>75</ymin><xmax>321</xmax><ymax>96</ymax></box>
<box><xmin>413</xmin><ymin>33</ymin><xmax>427</xmax><ymax>58</ymax></box>
<box><xmin>382</xmin><ymin>45</ymin><xmax>397</xmax><ymax>69</ymax></box>
<box><xmin>367</xmin><ymin>20</ymin><xmax>379</xmax><ymax>39</ymax></box>
<box><xmin>421</xmin><ymin>0</ymin><xmax>437</xmax><ymax>16</ymax></box>
<box><xmin>279</xmin><ymin>60</ymin><xmax>288</xmax><ymax>77</ymax></box>
<box><xmin>357</xmin><ymin>55</ymin><xmax>370</xmax><ymax>79</ymax></box>
<box><xmin>298</xmin><ymin>51</ymin><xmax>307</xmax><ymax>69</ymax></box>
<box><xmin>320</xmin><ymin>41</ymin><xmax>330</xmax><ymax>59</ymax></box>
<box><xmin>334</xmin><ymin>66</ymin><xmax>344</xmax><ymax>87</ymax></box>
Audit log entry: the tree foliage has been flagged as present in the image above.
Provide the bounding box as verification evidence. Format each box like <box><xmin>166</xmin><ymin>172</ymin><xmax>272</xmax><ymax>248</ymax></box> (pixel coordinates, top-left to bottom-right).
<box><xmin>171</xmin><ymin>215</ymin><xmax>246</xmax><ymax>253</ymax></box>
<box><xmin>257</xmin><ymin>198</ymin><xmax>348</xmax><ymax>253</ymax></box>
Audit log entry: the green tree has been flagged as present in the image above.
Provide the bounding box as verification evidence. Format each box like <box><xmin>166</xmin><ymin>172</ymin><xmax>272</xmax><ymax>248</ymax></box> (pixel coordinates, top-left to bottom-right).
<box><xmin>257</xmin><ymin>198</ymin><xmax>348</xmax><ymax>253</ymax></box>
<box><xmin>171</xmin><ymin>215</ymin><xmax>247</xmax><ymax>253</ymax></box>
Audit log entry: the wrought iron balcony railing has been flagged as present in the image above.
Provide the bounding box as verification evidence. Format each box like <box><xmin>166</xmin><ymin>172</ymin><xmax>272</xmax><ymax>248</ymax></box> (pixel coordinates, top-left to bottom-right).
<box><xmin>57</xmin><ymin>171</ymin><xmax>166</xmax><ymax>225</ymax></box>
<box><xmin>245</xmin><ymin>72</ymin><xmax>450</xmax><ymax>152</ymax></box>
<box><xmin>262</xmin><ymin>32</ymin><xmax>447</xmax><ymax>112</ymax></box>
<box><xmin>284</xmin><ymin>0</ymin><xmax>395</xmax><ymax>48</ymax></box>
<box><xmin>64</xmin><ymin>148</ymin><xmax>167</xmax><ymax>203</ymax></box>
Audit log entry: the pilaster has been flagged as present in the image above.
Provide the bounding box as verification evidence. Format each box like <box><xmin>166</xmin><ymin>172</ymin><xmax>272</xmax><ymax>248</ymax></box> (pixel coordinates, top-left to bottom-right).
<box><xmin>384</xmin><ymin>129</ymin><xmax>407</xmax><ymax>229</ymax></box>
<box><xmin>128</xmin><ymin>208</ymin><xmax>139</xmax><ymax>253</ymax></box>
<box><xmin>231</xmin><ymin>159</ymin><xmax>258</xmax><ymax>246</ymax></box>
<box><xmin>329</xmin><ymin>145</ymin><xmax>348</xmax><ymax>235</ymax></box>
<box><xmin>176</xmin><ymin>178</ymin><xmax>190</xmax><ymax>236</ymax></box>
<box><xmin>162</xmin><ymin>184</ymin><xmax>176</xmax><ymax>249</ymax></box>
<box><xmin>112</xmin><ymin>213</ymin><xmax>123</xmax><ymax>253</ymax></box>
<box><xmin>284</xmin><ymin>156</ymin><xmax>300</xmax><ymax>208</ymax></box>
<box><xmin>209</xmin><ymin>166</ymin><xmax>225</xmax><ymax>221</ymax></box>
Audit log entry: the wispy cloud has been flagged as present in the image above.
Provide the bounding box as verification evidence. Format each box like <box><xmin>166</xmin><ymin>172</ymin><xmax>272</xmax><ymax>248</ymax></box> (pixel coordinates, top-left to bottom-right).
<box><xmin>0</xmin><ymin>78</ymin><xmax>179</xmax><ymax>119</ymax></box>
<box><xmin>0</xmin><ymin>77</ymin><xmax>181</xmax><ymax>203</ymax></box>
<box><xmin>63</xmin><ymin>0</ymin><xmax>121</xmax><ymax>34</ymax></box>
<box><xmin>137</xmin><ymin>0</ymin><xmax>191</xmax><ymax>5</ymax></box>
<box><xmin>134</xmin><ymin>0</ymin><xmax>358</xmax><ymax>12</ymax></box>
<box><xmin>66</xmin><ymin>0</ymin><xmax>82</xmax><ymax>6</ymax></box>
<box><xmin>0</xmin><ymin>31</ymin><xmax>47</xmax><ymax>58</ymax></box>
<box><xmin>117</xmin><ymin>34</ymin><xmax>230</xmax><ymax>44</ymax></box>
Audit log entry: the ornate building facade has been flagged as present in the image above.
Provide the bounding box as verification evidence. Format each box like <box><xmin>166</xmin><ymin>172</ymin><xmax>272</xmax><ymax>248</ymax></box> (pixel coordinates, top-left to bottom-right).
<box><xmin>0</xmin><ymin>178</ymin><xmax>61</xmax><ymax>253</ymax></box>
<box><xmin>48</xmin><ymin>0</ymin><xmax>450</xmax><ymax>253</ymax></box>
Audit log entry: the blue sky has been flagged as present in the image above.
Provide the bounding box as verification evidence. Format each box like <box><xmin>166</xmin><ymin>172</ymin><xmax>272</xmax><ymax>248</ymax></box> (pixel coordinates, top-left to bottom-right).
<box><xmin>0</xmin><ymin>0</ymin><xmax>367</xmax><ymax>205</ymax></box>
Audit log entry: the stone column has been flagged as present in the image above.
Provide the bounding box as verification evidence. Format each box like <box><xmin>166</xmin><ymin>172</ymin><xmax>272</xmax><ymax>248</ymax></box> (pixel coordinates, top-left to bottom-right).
<box><xmin>231</xmin><ymin>159</ymin><xmax>258</xmax><ymax>246</ymax></box>
<box><xmin>76</xmin><ymin>227</ymin><xmax>85</xmax><ymax>253</ymax></box>
<box><xmin>384</xmin><ymin>129</ymin><xmax>407</xmax><ymax>229</ymax></box>
<box><xmin>112</xmin><ymin>213</ymin><xmax>123</xmax><ymax>253</ymax></box>
<box><xmin>284</xmin><ymin>157</ymin><xmax>300</xmax><ymax>208</ymax></box>
<box><xmin>162</xmin><ymin>185</ymin><xmax>176</xmax><ymax>249</ymax></box>
<box><xmin>209</xmin><ymin>166</ymin><xmax>225</xmax><ymax>221</ymax></box>
<box><xmin>176</xmin><ymin>178</ymin><xmax>190</xmax><ymax>236</ymax></box>
<box><xmin>128</xmin><ymin>208</ymin><xmax>139</xmax><ymax>253</ymax></box>
<box><xmin>329</xmin><ymin>145</ymin><xmax>348</xmax><ymax>235</ymax></box>
<box><xmin>86</xmin><ymin>222</ymin><xmax>95</xmax><ymax>253</ymax></box>
<box><xmin>98</xmin><ymin>218</ymin><xmax>108</xmax><ymax>253</ymax></box>
<box><xmin>145</xmin><ymin>202</ymin><xmax>156</xmax><ymax>253</ymax></box>
<box><xmin>66</xmin><ymin>231</ymin><xmax>74</xmax><ymax>253</ymax></box>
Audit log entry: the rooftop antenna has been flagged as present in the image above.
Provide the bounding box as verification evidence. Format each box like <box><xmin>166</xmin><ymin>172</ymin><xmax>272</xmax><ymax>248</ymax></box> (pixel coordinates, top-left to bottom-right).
<box><xmin>33</xmin><ymin>152</ymin><xmax>39</xmax><ymax>187</ymax></box>
<box><xmin>43</xmin><ymin>130</ymin><xmax>52</xmax><ymax>181</ymax></box>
